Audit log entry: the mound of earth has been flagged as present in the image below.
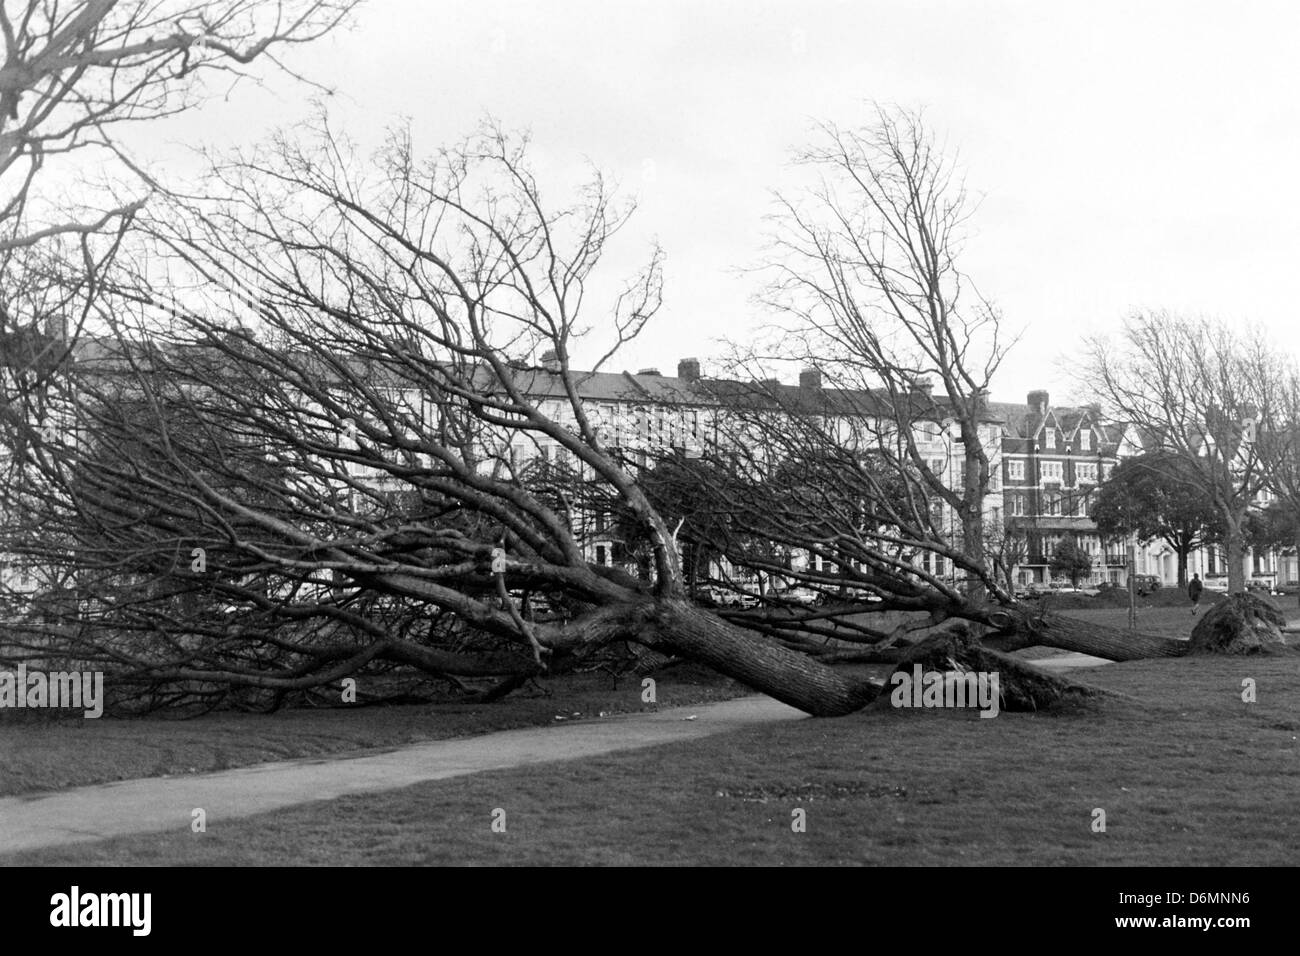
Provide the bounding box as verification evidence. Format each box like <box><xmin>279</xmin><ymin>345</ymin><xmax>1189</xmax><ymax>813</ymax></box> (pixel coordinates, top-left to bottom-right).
<box><xmin>1189</xmin><ymin>592</ymin><xmax>1292</xmax><ymax>655</ymax></box>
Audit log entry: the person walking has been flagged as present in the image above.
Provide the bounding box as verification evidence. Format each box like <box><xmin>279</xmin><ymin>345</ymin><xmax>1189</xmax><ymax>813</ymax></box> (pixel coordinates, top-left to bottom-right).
<box><xmin>1188</xmin><ymin>573</ymin><xmax>1204</xmax><ymax>616</ymax></box>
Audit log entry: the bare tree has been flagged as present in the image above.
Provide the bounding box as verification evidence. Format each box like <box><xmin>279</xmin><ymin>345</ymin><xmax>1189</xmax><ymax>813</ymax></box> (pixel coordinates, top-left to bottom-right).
<box><xmin>0</xmin><ymin>0</ymin><xmax>359</xmax><ymax>251</ymax></box>
<box><xmin>754</xmin><ymin>104</ymin><xmax>1011</xmax><ymax>608</ymax></box>
<box><xmin>1258</xmin><ymin>367</ymin><xmax>1300</xmax><ymax>592</ymax></box>
<box><xmin>1083</xmin><ymin>311</ymin><xmax>1287</xmax><ymax>593</ymax></box>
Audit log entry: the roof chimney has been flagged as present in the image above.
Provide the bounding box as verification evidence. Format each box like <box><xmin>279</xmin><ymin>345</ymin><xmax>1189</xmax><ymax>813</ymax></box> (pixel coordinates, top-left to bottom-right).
<box><xmin>540</xmin><ymin>349</ymin><xmax>561</xmax><ymax>372</ymax></box>
<box><xmin>678</xmin><ymin>357</ymin><xmax>701</xmax><ymax>382</ymax></box>
<box><xmin>637</xmin><ymin>367</ymin><xmax>661</xmax><ymax>377</ymax></box>
<box><xmin>1028</xmin><ymin>390</ymin><xmax>1049</xmax><ymax>414</ymax></box>
<box><xmin>910</xmin><ymin>376</ymin><xmax>933</xmax><ymax>396</ymax></box>
<box><xmin>799</xmin><ymin>367</ymin><xmax>822</xmax><ymax>390</ymax></box>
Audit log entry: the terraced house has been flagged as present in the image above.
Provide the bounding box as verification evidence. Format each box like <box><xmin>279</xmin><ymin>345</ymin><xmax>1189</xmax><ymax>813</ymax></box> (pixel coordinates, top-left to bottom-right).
<box><xmin>991</xmin><ymin>390</ymin><xmax>1127</xmax><ymax>586</ymax></box>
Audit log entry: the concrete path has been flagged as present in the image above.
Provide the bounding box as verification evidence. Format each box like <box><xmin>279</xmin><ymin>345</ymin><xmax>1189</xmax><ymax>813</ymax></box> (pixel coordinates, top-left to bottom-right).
<box><xmin>0</xmin><ymin>696</ymin><xmax>805</xmax><ymax>856</ymax></box>
<box><xmin>1027</xmin><ymin>652</ymin><xmax>1112</xmax><ymax>672</ymax></box>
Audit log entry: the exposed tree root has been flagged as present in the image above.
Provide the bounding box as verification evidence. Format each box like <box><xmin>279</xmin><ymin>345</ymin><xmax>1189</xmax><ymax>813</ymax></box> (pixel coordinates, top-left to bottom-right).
<box><xmin>1189</xmin><ymin>593</ymin><xmax>1296</xmax><ymax>656</ymax></box>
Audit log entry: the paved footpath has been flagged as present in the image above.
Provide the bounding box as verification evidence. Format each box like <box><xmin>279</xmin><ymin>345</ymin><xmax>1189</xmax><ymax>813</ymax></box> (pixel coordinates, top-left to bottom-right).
<box><xmin>0</xmin><ymin>696</ymin><xmax>805</xmax><ymax>855</ymax></box>
<box><xmin>1028</xmin><ymin>652</ymin><xmax>1112</xmax><ymax>672</ymax></box>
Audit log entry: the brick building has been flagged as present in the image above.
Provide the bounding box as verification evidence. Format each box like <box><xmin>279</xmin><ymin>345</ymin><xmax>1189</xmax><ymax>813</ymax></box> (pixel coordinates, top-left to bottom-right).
<box><xmin>989</xmin><ymin>390</ymin><xmax>1127</xmax><ymax>586</ymax></box>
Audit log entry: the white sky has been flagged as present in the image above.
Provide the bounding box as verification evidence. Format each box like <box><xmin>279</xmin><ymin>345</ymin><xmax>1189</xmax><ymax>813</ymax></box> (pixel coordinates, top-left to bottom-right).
<box><xmin>121</xmin><ymin>0</ymin><xmax>1300</xmax><ymax>408</ymax></box>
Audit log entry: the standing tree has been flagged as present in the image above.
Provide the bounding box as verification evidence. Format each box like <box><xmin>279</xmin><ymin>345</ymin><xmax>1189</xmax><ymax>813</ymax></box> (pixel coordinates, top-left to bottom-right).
<box><xmin>1049</xmin><ymin>536</ymin><xmax>1092</xmax><ymax>588</ymax></box>
<box><xmin>1090</xmin><ymin>452</ymin><xmax>1221</xmax><ymax>588</ymax></box>
<box><xmin>1258</xmin><ymin>370</ymin><xmax>1300</xmax><ymax>590</ymax></box>
<box><xmin>755</xmin><ymin>105</ymin><xmax>1010</xmax><ymax>607</ymax></box>
<box><xmin>1083</xmin><ymin>311</ymin><xmax>1286</xmax><ymax>593</ymax></box>
<box><xmin>984</xmin><ymin>519</ymin><xmax>1028</xmax><ymax>596</ymax></box>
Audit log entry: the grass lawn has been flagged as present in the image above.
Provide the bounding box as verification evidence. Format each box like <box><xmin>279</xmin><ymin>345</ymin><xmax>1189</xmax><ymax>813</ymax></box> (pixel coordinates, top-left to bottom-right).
<box><xmin>0</xmin><ymin>666</ymin><xmax>746</xmax><ymax>798</ymax></box>
<box><xmin>5</xmin><ymin>606</ymin><xmax>1297</xmax><ymax>866</ymax></box>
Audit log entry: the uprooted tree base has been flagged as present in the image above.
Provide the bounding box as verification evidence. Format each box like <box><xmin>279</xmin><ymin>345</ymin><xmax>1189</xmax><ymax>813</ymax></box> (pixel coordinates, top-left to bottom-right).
<box><xmin>1189</xmin><ymin>593</ymin><xmax>1296</xmax><ymax>655</ymax></box>
<box><xmin>874</xmin><ymin>625</ymin><xmax>1112</xmax><ymax>715</ymax></box>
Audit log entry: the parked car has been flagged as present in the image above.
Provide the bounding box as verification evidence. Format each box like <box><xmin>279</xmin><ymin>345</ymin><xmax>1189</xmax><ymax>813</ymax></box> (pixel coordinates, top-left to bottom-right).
<box><xmin>1014</xmin><ymin>584</ymin><xmax>1045</xmax><ymax>599</ymax></box>
<box><xmin>812</xmin><ymin>587</ymin><xmax>884</xmax><ymax>606</ymax></box>
<box><xmin>767</xmin><ymin>584</ymin><xmax>818</xmax><ymax>606</ymax></box>
<box><xmin>1131</xmin><ymin>574</ymin><xmax>1161</xmax><ymax>596</ymax></box>
<box><xmin>697</xmin><ymin>585</ymin><xmax>760</xmax><ymax>609</ymax></box>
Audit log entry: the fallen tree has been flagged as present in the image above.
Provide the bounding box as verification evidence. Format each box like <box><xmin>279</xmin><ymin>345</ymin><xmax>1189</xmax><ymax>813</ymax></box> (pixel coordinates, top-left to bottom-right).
<box><xmin>0</xmin><ymin>109</ymin><xmax>1237</xmax><ymax>718</ymax></box>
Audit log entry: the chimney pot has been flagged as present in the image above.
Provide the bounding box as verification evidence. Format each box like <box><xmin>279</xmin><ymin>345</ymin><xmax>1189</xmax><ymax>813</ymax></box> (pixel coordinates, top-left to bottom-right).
<box><xmin>678</xmin><ymin>357</ymin><xmax>701</xmax><ymax>382</ymax></box>
<box><xmin>540</xmin><ymin>349</ymin><xmax>561</xmax><ymax>371</ymax></box>
<box><xmin>637</xmin><ymin>367</ymin><xmax>661</xmax><ymax>377</ymax></box>
<box><xmin>1028</xmin><ymin>389</ymin><xmax>1050</xmax><ymax>413</ymax></box>
<box><xmin>799</xmin><ymin>367</ymin><xmax>822</xmax><ymax>390</ymax></box>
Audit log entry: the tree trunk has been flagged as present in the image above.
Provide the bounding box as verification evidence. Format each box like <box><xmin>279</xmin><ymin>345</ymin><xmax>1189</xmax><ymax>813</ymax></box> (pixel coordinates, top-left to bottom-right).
<box><xmin>1225</xmin><ymin>512</ymin><xmax>1246</xmax><ymax>594</ymax></box>
<box><xmin>961</xmin><ymin>504</ymin><xmax>986</xmax><ymax>604</ymax></box>
<box><xmin>1294</xmin><ymin>533</ymin><xmax>1300</xmax><ymax>607</ymax></box>
<box><xmin>985</xmin><ymin>605</ymin><xmax>1188</xmax><ymax>661</ymax></box>
<box><xmin>643</xmin><ymin>599</ymin><xmax>880</xmax><ymax>717</ymax></box>
<box><xmin>1175</xmin><ymin>548</ymin><xmax>1189</xmax><ymax>589</ymax></box>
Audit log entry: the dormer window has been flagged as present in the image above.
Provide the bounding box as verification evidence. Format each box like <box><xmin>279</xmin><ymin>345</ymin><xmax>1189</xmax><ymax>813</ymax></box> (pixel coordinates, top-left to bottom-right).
<box><xmin>1080</xmin><ymin>430</ymin><xmax>1092</xmax><ymax>451</ymax></box>
<box><xmin>1044</xmin><ymin>427</ymin><xmax>1056</xmax><ymax>447</ymax></box>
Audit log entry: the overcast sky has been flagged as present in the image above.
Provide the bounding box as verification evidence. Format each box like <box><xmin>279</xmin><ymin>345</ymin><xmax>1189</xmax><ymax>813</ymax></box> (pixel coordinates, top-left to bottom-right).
<box><xmin>130</xmin><ymin>0</ymin><xmax>1300</xmax><ymax>408</ymax></box>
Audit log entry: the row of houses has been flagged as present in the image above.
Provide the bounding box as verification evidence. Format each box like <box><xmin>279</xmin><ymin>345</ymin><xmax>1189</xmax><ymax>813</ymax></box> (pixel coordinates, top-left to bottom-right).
<box><xmin>513</xmin><ymin>356</ymin><xmax>1285</xmax><ymax>591</ymax></box>
<box><xmin>0</xmin><ymin>330</ymin><xmax>1287</xmax><ymax>597</ymax></box>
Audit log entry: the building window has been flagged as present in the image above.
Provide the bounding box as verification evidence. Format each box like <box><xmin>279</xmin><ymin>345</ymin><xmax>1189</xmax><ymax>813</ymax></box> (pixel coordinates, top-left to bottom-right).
<box><xmin>1044</xmin><ymin>427</ymin><xmax>1056</xmax><ymax>447</ymax></box>
<box><xmin>596</xmin><ymin>545</ymin><xmax>608</xmax><ymax>566</ymax></box>
<box><xmin>1080</xmin><ymin>430</ymin><xmax>1092</xmax><ymax>451</ymax></box>
<box><xmin>1007</xmin><ymin>459</ymin><xmax>1025</xmax><ymax>481</ymax></box>
<box><xmin>1041</xmin><ymin>461</ymin><xmax>1063</xmax><ymax>482</ymax></box>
